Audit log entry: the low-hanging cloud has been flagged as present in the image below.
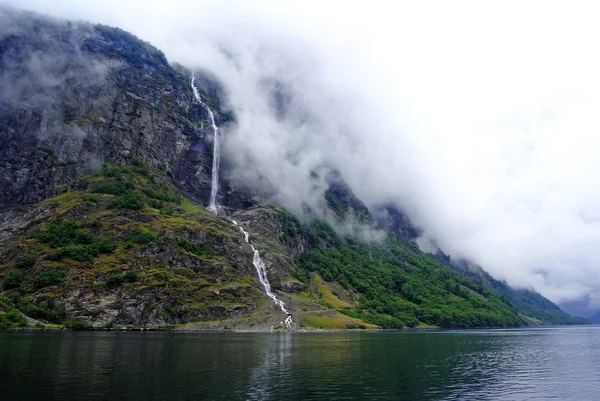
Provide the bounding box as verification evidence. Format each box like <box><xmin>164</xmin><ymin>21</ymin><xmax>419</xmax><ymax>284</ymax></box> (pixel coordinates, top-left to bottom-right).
<box><xmin>3</xmin><ymin>0</ymin><xmax>600</xmax><ymax>309</ymax></box>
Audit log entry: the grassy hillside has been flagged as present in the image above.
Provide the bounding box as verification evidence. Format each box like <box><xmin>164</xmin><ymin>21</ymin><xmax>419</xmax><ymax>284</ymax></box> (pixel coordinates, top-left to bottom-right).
<box><xmin>0</xmin><ymin>163</ymin><xmax>268</xmax><ymax>328</ymax></box>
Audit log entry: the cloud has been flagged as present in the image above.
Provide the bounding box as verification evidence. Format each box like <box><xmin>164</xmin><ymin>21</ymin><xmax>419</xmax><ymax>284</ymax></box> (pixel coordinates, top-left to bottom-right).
<box><xmin>3</xmin><ymin>0</ymin><xmax>600</xmax><ymax>308</ymax></box>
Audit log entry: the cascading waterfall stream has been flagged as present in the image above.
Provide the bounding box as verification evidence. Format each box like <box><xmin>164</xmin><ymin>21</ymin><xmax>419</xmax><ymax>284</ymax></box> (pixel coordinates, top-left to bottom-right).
<box><xmin>191</xmin><ymin>74</ymin><xmax>295</xmax><ymax>331</ymax></box>
<box><xmin>233</xmin><ymin>221</ymin><xmax>296</xmax><ymax>331</ymax></box>
<box><xmin>191</xmin><ymin>73</ymin><xmax>220</xmax><ymax>214</ymax></box>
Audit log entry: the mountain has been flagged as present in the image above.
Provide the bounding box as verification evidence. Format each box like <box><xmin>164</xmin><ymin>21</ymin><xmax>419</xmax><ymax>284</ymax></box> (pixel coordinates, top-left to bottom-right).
<box><xmin>445</xmin><ymin>259</ymin><xmax>590</xmax><ymax>325</ymax></box>
<box><xmin>559</xmin><ymin>298</ymin><xmax>600</xmax><ymax>320</ymax></box>
<box><xmin>590</xmin><ymin>312</ymin><xmax>600</xmax><ymax>324</ymax></box>
<box><xmin>0</xmin><ymin>8</ymin><xmax>588</xmax><ymax>330</ymax></box>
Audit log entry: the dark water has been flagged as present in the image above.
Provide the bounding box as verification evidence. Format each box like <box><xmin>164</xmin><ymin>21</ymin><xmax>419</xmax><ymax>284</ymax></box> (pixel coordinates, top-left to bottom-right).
<box><xmin>1</xmin><ymin>326</ymin><xmax>599</xmax><ymax>400</ymax></box>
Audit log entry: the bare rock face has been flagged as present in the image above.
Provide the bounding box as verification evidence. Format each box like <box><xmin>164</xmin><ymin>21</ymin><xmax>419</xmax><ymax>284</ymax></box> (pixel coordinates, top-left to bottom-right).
<box><xmin>231</xmin><ymin>205</ymin><xmax>299</xmax><ymax>288</ymax></box>
<box><xmin>0</xmin><ymin>8</ymin><xmax>225</xmax><ymax>210</ymax></box>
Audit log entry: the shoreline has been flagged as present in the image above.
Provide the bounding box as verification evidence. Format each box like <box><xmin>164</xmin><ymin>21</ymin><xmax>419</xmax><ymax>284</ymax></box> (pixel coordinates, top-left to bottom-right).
<box><xmin>6</xmin><ymin>324</ymin><xmax>588</xmax><ymax>333</ymax></box>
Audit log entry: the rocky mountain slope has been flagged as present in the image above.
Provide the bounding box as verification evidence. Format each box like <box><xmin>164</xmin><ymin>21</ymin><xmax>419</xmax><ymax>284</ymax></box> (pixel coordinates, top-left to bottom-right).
<box><xmin>0</xmin><ymin>7</ymin><xmax>589</xmax><ymax>330</ymax></box>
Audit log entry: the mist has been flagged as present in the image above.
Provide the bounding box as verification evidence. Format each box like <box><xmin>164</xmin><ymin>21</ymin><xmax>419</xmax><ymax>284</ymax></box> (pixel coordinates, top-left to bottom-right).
<box><xmin>3</xmin><ymin>0</ymin><xmax>600</xmax><ymax>309</ymax></box>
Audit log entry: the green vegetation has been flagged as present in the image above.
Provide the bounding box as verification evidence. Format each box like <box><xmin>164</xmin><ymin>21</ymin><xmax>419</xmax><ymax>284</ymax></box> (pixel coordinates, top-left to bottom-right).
<box><xmin>3</xmin><ymin>270</ymin><xmax>25</xmax><ymax>289</ymax></box>
<box><xmin>282</xmin><ymin>214</ymin><xmax>524</xmax><ymax>329</ymax></box>
<box><xmin>490</xmin><ymin>281</ymin><xmax>591</xmax><ymax>325</ymax></box>
<box><xmin>91</xmin><ymin>181</ymin><xmax>132</xmax><ymax>195</ymax></box>
<box><xmin>106</xmin><ymin>271</ymin><xmax>139</xmax><ymax>286</ymax></box>
<box><xmin>0</xmin><ymin>163</ymin><xmax>262</xmax><ymax>328</ymax></box>
<box><xmin>15</xmin><ymin>254</ymin><xmax>37</xmax><ymax>269</ymax></box>
<box><xmin>20</xmin><ymin>300</ymin><xmax>66</xmax><ymax>324</ymax></box>
<box><xmin>126</xmin><ymin>228</ymin><xmax>156</xmax><ymax>245</ymax></box>
<box><xmin>108</xmin><ymin>191</ymin><xmax>146</xmax><ymax>210</ymax></box>
<box><xmin>36</xmin><ymin>219</ymin><xmax>115</xmax><ymax>262</ymax></box>
<box><xmin>64</xmin><ymin>319</ymin><xmax>92</xmax><ymax>330</ymax></box>
<box><xmin>0</xmin><ymin>310</ymin><xmax>27</xmax><ymax>329</ymax></box>
<box><xmin>177</xmin><ymin>238</ymin><xmax>213</xmax><ymax>258</ymax></box>
<box><xmin>33</xmin><ymin>270</ymin><xmax>67</xmax><ymax>289</ymax></box>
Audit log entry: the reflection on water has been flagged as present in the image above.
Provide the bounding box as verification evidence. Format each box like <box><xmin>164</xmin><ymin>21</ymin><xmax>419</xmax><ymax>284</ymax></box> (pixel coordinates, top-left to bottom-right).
<box><xmin>1</xmin><ymin>326</ymin><xmax>599</xmax><ymax>400</ymax></box>
<box><xmin>248</xmin><ymin>333</ymin><xmax>293</xmax><ymax>400</ymax></box>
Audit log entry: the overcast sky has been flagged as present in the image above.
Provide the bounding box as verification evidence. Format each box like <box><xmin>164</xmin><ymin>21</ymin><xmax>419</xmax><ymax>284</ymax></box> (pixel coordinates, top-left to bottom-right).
<box><xmin>3</xmin><ymin>0</ymin><xmax>600</xmax><ymax>309</ymax></box>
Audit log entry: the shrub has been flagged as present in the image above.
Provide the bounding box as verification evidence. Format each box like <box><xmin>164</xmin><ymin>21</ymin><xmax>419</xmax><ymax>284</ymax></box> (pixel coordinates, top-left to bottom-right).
<box><xmin>96</xmin><ymin>238</ymin><xmax>116</xmax><ymax>253</ymax></box>
<box><xmin>47</xmin><ymin>245</ymin><xmax>96</xmax><ymax>262</ymax></box>
<box><xmin>45</xmin><ymin>234</ymin><xmax>114</xmax><ymax>263</ymax></box>
<box><xmin>109</xmin><ymin>192</ymin><xmax>145</xmax><ymax>210</ymax></box>
<box><xmin>127</xmin><ymin>228</ymin><xmax>155</xmax><ymax>244</ymax></box>
<box><xmin>106</xmin><ymin>273</ymin><xmax>125</xmax><ymax>286</ymax></box>
<box><xmin>21</xmin><ymin>300</ymin><xmax>66</xmax><ymax>324</ymax></box>
<box><xmin>106</xmin><ymin>271</ymin><xmax>138</xmax><ymax>286</ymax></box>
<box><xmin>65</xmin><ymin>319</ymin><xmax>91</xmax><ymax>330</ymax></box>
<box><xmin>74</xmin><ymin>229</ymin><xmax>95</xmax><ymax>244</ymax></box>
<box><xmin>3</xmin><ymin>270</ymin><xmax>25</xmax><ymax>289</ymax></box>
<box><xmin>0</xmin><ymin>310</ymin><xmax>27</xmax><ymax>328</ymax></box>
<box><xmin>90</xmin><ymin>181</ymin><xmax>132</xmax><ymax>195</ymax></box>
<box><xmin>177</xmin><ymin>238</ymin><xmax>213</xmax><ymax>258</ymax></box>
<box><xmin>123</xmin><ymin>271</ymin><xmax>139</xmax><ymax>282</ymax></box>
<box><xmin>15</xmin><ymin>254</ymin><xmax>37</xmax><ymax>269</ymax></box>
<box><xmin>81</xmin><ymin>194</ymin><xmax>98</xmax><ymax>203</ymax></box>
<box><xmin>35</xmin><ymin>219</ymin><xmax>81</xmax><ymax>248</ymax></box>
<box><xmin>33</xmin><ymin>270</ymin><xmax>67</xmax><ymax>289</ymax></box>
<box><xmin>142</xmin><ymin>187</ymin><xmax>182</xmax><ymax>204</ymax></box>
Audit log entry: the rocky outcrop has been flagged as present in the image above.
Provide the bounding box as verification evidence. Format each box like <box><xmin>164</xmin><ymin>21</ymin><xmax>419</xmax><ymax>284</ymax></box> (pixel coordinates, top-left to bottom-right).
<box><xmin>0</xmin><ymin>8</ymin><xmax>226</xmax><ymax>210</ymax></box>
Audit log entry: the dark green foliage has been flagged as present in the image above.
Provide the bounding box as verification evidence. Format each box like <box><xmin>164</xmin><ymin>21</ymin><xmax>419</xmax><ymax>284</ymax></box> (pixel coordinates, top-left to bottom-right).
<box><xmin>325</xmin><ymin>190</ymin><xmax>345</xmax><ymax>218</ymax></box>
<box><xmin>35</xmin><ymin>219</ymin><xmax>82</xmax><ymax>248</ymax></box>
<box><xmin>94</xmin><ymin>238</ymin><xmax>117</xmax><ymax>253</ymax></box>
<box><xmin>279</xmin><ymin>211</ymin><xmax>303</xmax><ymax>238</ymax></box>
<box><xmin>21</xmin><ymin>300</ymin><xmax>66</xmax><ymax>324</ymax></box>
<box><xmin>127</xmin><ymin>228</ymin><xmax>155</xmax><ymax>245</ymax></box>
<box><xmin>33</xmin><ymin>270</ymin><xmax>67</xmax><ymax>289</ymax></box>
<box><xmin>290</xmin><ymin>218</ymin><xmax>524</xmax><ymax>329</ymax></box>
<box><xmin>447</xmin><ymin>260</ymin><xmax>591</xmax><ymax>325</ymax></box>
<box><xmin>106</xmin><ymin>273</ymin><xmax>125</xmax><ymax>286</ymax></box>
<box><xmin>3</xmin><ymin>270</ymin><xmax>25</xmax><ymax>289</ymax></box>
<box><xmin>142</xmin><ymin>187</ymin><xmax>182</xmax><ymax>204</ymax></box>
<box><xmin>324</xmin><ymin>182</ymin><xmax>372</xmax><ymax>223</ymax></box>
<box><xmin>0</xmin><ymin>310</ymin><xmax>27</xmax><ymax>329</ymax></box>
<box><xmin>109</xmin><ymin>192</ymin><xmax>145</xmax><ymax>210</ymax></box>
<box><xmin>177</xmin><ymin>238</ymin><xmax>213</xmax><ymax>258</ymax></box>
<box><xmin>106</xmin><ymin>271</ymin><xmax>138</xmax><ymax>286</ymax></box>
<box><xmin>90</xmin><ymin>181</ymin><xmax>132</xmax><ymax>195</ymax></box>
<box><xmin>490</xmin><ymin>283</ymin><xmax>591</xmax><ymax>325</ymax></box>
<box><xmin>96</xmin><ymin>166</ymin><xmax>126</xmax><ymax>179</ymax></box>
<box><xmin>64</xmin><ymin>319</ymin><xmax>91</xmax><ymax>330</ymax></box>
<box><xmin>124</xmin><ymin>271</ymin><xmax>139</xmax><ymax>282</ymax></box>
<box><xmin>73</xmin><ymin>229</ymin><xmax>95</xmax><ymax>244</ymax></box>
<box><xmin>15</xmin><ymin>254</ymin><xmax>37</xmax><ymax>269</ymax></box>
<box><xmin>47</xmin><ymin>245</ymin><xmax>95</xmax><ymax>262</ymax></box>
<box><xmin>81</xmin><ymin>194</ymin><xmax>98</xmax><ymax>203</ymax></box>
<box><xmin>49</xmin><ymin>239</ymin><xmax>114</xmax><ymax>262</ymax></box>
<box><xmin>35</xmin><ymin>219</ymin><xmax>115</xmax><ymax>258</ymax></box>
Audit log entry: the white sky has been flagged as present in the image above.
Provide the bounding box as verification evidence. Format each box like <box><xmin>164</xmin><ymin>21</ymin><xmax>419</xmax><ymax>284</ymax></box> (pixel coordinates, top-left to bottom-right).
<box><xmin>3</xmin><ymin>0</ymin><xmax>600</xmax><ymax>307</ymax></box>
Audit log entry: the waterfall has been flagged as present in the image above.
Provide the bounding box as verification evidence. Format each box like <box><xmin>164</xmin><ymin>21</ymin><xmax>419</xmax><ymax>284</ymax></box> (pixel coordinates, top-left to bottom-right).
<box><xmin>232</xmin><ymin>221</ymin><xmax>296</xmax><ymax>331</ymax></box>
<box><xmin>191</xmin><ymin>73</ymin><xmax>220</xmax><ymax>214</ymax></box>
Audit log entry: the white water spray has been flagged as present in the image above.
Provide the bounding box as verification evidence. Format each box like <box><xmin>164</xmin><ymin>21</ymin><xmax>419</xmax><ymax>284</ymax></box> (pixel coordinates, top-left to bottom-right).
<box><xmin>232</xmin><ymin>221</ymin><xmax>295</xmax><ymax>331</ymax></box>
<box><xmin>191</xmin><ymin>73</ymin><xmax>220</xmax><ymax>214</ymax></box>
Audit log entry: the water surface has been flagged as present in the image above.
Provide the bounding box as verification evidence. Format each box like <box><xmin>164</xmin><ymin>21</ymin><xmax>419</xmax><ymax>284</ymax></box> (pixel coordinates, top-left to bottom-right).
<box><xmin>1</xmin><ymin>326</ymin><xmax>599</xmax><ymax>400</ymax></box>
